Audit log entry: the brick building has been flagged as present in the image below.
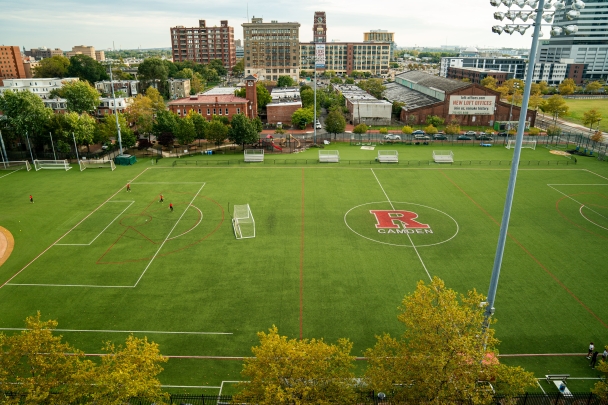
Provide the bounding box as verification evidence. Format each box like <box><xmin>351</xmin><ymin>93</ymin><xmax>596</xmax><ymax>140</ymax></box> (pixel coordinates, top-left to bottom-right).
<box><xmin>25</xmin><ymin>47</ymin><xmax>64</xmax><ymax>59</ymax></box>
<box><xmin>168</xmin><ymin>76</ymin><xmax>257</xmax><ymax>119</ymax></box>
<box><xmin>300</xmin><ymin>42</ymin><xmax>391</xmax><ymax>77</ymax></box>
<box><xmin>266</xmin><ymin>87</ymin><xmax>302</xmax><ymax>125</ymax></box>
<box><xmin>0</xmin><ymin>46</ymin><xmax>27</xmax><ymax>85</ymax></box>
<box><xmin>446</xmin><ymin>67</ymin><xmax>510</xmax><ymax>86</ymax></box>
<box><xmin>170</xmin><ymin>20</ymin><xmax>236</xmax><ymax>68</ymax></box>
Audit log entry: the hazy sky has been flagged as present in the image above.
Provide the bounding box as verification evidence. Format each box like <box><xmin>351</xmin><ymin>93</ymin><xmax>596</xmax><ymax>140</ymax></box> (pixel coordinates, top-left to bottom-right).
<box><xmin>2</xmin><ymin>0</ymin><xmax>536</xmax><ymax>51</ymax></box>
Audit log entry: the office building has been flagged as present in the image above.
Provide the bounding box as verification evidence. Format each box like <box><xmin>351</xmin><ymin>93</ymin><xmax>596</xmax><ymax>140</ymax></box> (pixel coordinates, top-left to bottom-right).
<box><xmin>440</xmin><ymin>56</ymin><xmax>527</xmax><ymax>79</ymax></box>
<box><xmin>25</xmin><ymin>47</ymin><xmax>64</xmax><ymax>59</ymax></box>
<box><xmin>170</xmin><ymin>20</ymin><xmax>236</xmax><ymax>68</ymax></box>
<box><xmin>0</xmin><ymin>46</ymin><xmax>27</xmax><ymax>85</ymax></box>
<box><xmin>66</xmin><ymin>45</ymin><xmax>99</xmax><ymax>60</ymax></box>
<box><xmin>300</xmin><ymin>42</ymin><xmax>391</xmax><ymax>76</ymax></box>
<box><xmin>537</xmin><ymin>0</ymin><xmax>608</xmax><ymax>80</ymax></box>
<box><xmin>242</xmin><ymin>17</ymin><xmax>301</xmax><ymax>82</ymax></box>
<box><xmin>364</xmin><ymin>29</ymin><xmax>396</xmax><ymax>59</ymax></box>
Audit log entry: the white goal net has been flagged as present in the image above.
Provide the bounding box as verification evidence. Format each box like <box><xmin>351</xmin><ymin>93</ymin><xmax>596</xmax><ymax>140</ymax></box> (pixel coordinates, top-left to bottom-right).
<box><xmin>1</xmin><ymin>161</ymin><xmax>31</xmax><ymax>171</ymax></box>
<box><xmin>506</xmin><ymin>140</ymin><xmax>536</xmax><ymax>150</ymax></box>
<box><xmin>33</xmin><ymin>159</ymin><xmax>72</xmax><ymax>171</ymax></box>
<box><xmin>79</xmin><ymin>159</ymin><xmax>116</xmax><ymax>171</ymax></box>
<box><xmin>232</xmin><ymin>204</ymin><xmax>255</xmax><ymax>239</ymax></box>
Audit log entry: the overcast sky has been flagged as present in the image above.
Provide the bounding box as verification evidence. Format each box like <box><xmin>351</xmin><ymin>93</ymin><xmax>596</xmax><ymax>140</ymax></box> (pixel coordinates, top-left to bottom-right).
<box><xmin>2</xmin><ymin>0</ymin><xmax>535</xmax><ymax>52</ymax></box>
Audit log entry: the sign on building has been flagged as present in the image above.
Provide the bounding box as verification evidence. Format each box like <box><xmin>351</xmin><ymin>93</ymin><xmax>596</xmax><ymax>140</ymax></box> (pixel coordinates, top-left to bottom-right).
<box><xmin>448</xmin><ymin>95</ymin><xmax>496</xmax><ymax>115</ymax></box>
<box><xmin>315</xmin><ymin>44</ymin><xmax>325</xmax><ymax>69</ymax></box>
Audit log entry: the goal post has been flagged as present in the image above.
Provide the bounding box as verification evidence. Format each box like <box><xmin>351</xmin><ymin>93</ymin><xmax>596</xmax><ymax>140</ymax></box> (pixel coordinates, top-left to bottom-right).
<box><xmin>506</xmin><ymin>140</ymin><xmax>536</xmax><ymax>150</ymax></box>
<box><xmin>0</xmin><ymin>161</ymin><xmax>31</xmax><ymax>171</ymax></box>
<box><xmin>33</xmin><ymin>160</ymin><xmax>72</xmax><ymax>171</ymax></box>
<box><xmin>232</xmin><ymin>204</ymin><xmax>255</xmax><ymax>239</ymax></box>
<box><xmin>79</xmin><ymin>159</ymin><xmax>116</xmax><ymax>171</ymax></box>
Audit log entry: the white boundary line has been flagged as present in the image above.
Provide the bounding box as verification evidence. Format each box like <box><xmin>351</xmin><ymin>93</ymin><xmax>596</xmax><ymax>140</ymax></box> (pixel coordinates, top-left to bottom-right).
<box><xmin>219</xmin><ymin>381</ymin><xmax>243</xmax><ymax>397</ymax></box>
<box><xmin>55</xmin><ymin>201</ymin><xmax>134</xmax><ymax>246</ymax></box>
<box><xmin>162</xmin><ymin>385</ymin><xmax>222</xmax><ymax>389</ymax></box>
<box><xmin>548</xmin><ymin>184</ymin><xmax>608</xmax><ymax>221</ymax></box>
<box><xmin>133</xmin><ymin>182</ymin><xmax>206</xmax><ymax>287</ymax></box>
<box><xmin>580</xmin><ymin>205</ymin><xmax>608</xmax><ymax>231</ymax></box>
<box><xmin>0</xmin><ymin>327</ymin><xmax>232</xmax><ymax>335</ymax></box>
<box><xmin>0</xmin><ymin>169</ymin><xmax>20</xmax><ymax>179</ymax></box>
<box><xmin>131</xmin><ymin>182</ymin><xmax>205</xmax><ymax>184</ymax></box>
<box><xmin>536</xmin><ymin>379</ymin><xmax>546</xmax><ymax>394</ymax></box>
<box><xmin>6</xmin><ymin>283</ymin><xmax>134</xmax><ymax>288</ymax></box>
<box><xmin>167</xmin><ymin>204</ymin><xmax>203</xmax><ymax>241</ymax></box>
<box><xmin>370</xmin><ymin>169</ymin><xmax>432</xmax><ymax>281</ymax></box>
<box><xmin>584</xmin><ymin>169</ymin><xmax>608</xmax><ymax>181</ymax></box>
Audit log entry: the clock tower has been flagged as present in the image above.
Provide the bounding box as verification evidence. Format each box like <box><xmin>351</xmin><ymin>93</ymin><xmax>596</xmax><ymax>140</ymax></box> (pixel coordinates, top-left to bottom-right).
<box><xmin>313</xmin><ymin>11</ymin><xmax>326</xmax><ymax>43</ymax></box>
<box><xmin>244</xmin><ymin>75</ymin><xmax>258</xmax><ymax>118</ymax></box>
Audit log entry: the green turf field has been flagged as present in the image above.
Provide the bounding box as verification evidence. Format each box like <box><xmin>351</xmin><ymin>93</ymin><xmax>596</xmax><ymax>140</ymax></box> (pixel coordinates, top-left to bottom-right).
<box><xmin>1</xmin><ymin>143</ymin><xmax>607</xmax><ymax>394</ymax></box>
<box><xmin>561</xmin><ymin>98</ymin><xmax>608</xmax><ymax>132</ymax></box>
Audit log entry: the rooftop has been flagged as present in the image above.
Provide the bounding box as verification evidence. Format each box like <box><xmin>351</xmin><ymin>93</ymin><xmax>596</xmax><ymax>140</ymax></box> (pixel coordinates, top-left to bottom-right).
<box><xmin>168</xmin><ymin>94</ymin><xmax>248</xmax><ymax>105</ymax></box>
<box><xmin>383</xmin><ymin>82</ymin><xmax>441</xmax><ymax>111</ymax></box>
<box><xmin>203</xmin><ymin>87</ymin><xmax>239</xmax><ymax>95</ymax></box>
<box><xmin>396</xmin><ymin>71</ymin><xmax>471</xmax><ymax>94</ymax></box>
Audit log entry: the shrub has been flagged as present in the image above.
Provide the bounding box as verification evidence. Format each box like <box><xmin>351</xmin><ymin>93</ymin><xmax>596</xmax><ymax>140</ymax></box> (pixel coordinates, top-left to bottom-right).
<box><xmin>401</xmin><ymin>125</ymin><xmax>413</xmax><ymax>135</ymax></box>
<box><xmin>379</xmin><ymin>127</ymin><xmax>388</xmax><ymax>135</ymax></box>
<box><xmin>527</xmin><ymin>127</ymin><xmax>540</xmax><ymax>136</ymax></box>
<box><xmin>423</xmin><ymin>125</ymin><xmax>438</xmax><ymax>134</ymax></box>
<box><xmin>445</xmin><ymin>124</ymin><xmax>460</xmax><ymax>135</ymax></box>
<box><xmin>546</xmin><ymin>125</ymin><xmax>562</xmax><ymax>136</ymax></box>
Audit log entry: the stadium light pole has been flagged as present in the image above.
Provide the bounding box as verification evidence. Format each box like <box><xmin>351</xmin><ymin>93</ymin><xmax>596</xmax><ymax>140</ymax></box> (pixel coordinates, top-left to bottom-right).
<box><xmin>484</xmin><ymin>0</ymin><xmax>584</xmax><ymax>333</ymax></box>
<box><xmin>107</xmin><ymin>60</ymin><xmax>124</xmax><ymax>155</ymax></box>
<box><xmin>303</xmin><ymin>55</ymin><xmax>318</xmax><ymax>144</ymax></box>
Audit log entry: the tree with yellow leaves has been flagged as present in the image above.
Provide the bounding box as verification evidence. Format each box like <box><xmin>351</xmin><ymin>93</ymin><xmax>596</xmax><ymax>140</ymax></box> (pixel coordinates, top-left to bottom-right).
<box><xmin>365</xmin><ymin>277</ymin><xmax>536</xmax><ymax>404</ymax></box>
<box><xmin>235</xmin><ymin>326</ymin><xmax>356</xmax><ymax>405</ymax></box>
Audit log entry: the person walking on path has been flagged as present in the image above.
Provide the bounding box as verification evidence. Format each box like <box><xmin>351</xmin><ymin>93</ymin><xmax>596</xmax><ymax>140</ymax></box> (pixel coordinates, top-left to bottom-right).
<box><xmin>588</xmin><ymin>342</ymin><xmax>595</xmax><ymax>359</ymax></box>
<box><xmin>590</xmin><ymin>351</ymin><xmax>599</xmax><ymax>368</ymax></box>
<box><xmin>169</xmin><ymin>203</ymin><xmax>173</xmax><ymax>212</ymax></box>
<box><xmin>126</xmin><ymin>183</ymin><xmax>131</xmax><ymax>192</ymax></box>
<box><xmin>29</xmin><ymin>195</ymin><xmax>34</xmax><ymax>203</ymax></box>
<box><xmin>159</xmin><ymin>194</ymin><xmax>164</xmax><ymax>203</ymax></box>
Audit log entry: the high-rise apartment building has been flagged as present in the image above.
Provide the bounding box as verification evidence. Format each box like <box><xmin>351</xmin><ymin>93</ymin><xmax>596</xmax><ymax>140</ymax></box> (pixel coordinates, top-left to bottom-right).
<box><xmin>0</xmin><ymin>46</ymin><xmax>27</xmax><ymax>86</ymax></box>
<box><xmin>313</xmin><ymin>12</ymin><xmax>327</xmax><ymax>43</ymax></box>
<box><xmin>300</xmin><ymin>42</ymin><xmax>391</xmax><ymax>76</ymax></box>
<box><xmin>537</xmin><ymin>0</ymin><xmax>608</xmax><ymax>80</ymax></box>
<box><xmin>25</xmin><ymin>47</ymin><xmax>64</xmax><ymax>59</ymax></box>
<box><xmin>242</xmin><ymin>17</ymin><xmax>301</xmax><ymax>82</ymax></box>
<box><xmin>66</xmin><ymin>45</ymin><xmax>97</xmax><ymax>60</ymax></box>
<box><xmin>364</xmin><ymin>30</ymin><xmax>396</xmax><ymax>60</ymax></box>
<box><xmin>170</xmin><ymin>20</ymin><xmax>236</xmax><ymax>68</ymax></box>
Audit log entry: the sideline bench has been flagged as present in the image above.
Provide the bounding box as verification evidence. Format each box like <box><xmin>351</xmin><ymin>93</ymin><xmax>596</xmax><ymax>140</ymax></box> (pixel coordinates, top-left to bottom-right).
<box><xmin>546</xmin><ymin>375</ymin><xmax>572</xmax><ymax>398</ymax></box>
<box><xmin>546</xmin><ymin>374</ymin><xmax>570</xmax><ymax>384</ymax></box>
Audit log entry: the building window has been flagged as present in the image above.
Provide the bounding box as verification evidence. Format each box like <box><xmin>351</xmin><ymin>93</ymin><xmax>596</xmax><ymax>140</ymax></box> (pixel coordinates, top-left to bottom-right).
<box><xmin>226</xmin><ymin>108</ymin><xmax>229</xmax><ymax>115</ymax></box>
<box><xmin>207</xmin><ymin>108</ymin><xmax>210</xmax><ymax>115</ymax></box>
<box><xmin>198</xmin><ymin>109</ymin><xmax>201</xmax><ymax>114</ymax></box>
<box><xmin>237</xmin><ymin>108</ymin><xmax>240</xmax><ymax>114</ymax></box>
<box><xmin>219</xmin><ymin>108</ymin><xmax>222</xmax><ymax>115</ymax></box>
<box><xmin>177</xmin><ymin>109</ymin><xmax>181</xmax><ymax>116</ymax></box>
<box><xmin>213</xmin><ymin>108</ymin><xmax>216</xmax><ymax>115</ymax></box>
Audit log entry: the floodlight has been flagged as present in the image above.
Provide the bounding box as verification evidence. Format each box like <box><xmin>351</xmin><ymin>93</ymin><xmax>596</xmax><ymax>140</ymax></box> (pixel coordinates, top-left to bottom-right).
<box><xmin>526</xmin><ymin>0</ymin><xmax>540</xmax><ymax>7</ymax></box>
<box><xmin>506</xmin><ymin>10</ymin><xmax>519</xmax><ymax>20</ymax></box>
<box><xmin>502</xmin><ymin>0</ymin><xmax>514</xmax><ymax>6</ymax></box>
<box><xmin>566</xmin><ymin>10</ymin><xmax>580</xmax><ymax>19</ymax></box>
<box><xmin>543</xmin><ymin>1</ymin><xmax>553</xmax><ymax>9</ymax></box>
<box><xmin>554</xmin><ymin>1</ymin><xmax>565</xmax><ymax>9</ymax></box>
<box><xmin>490</xmin><ymin>0</ymin><xmax>502</xmax><ymax>6</ymax></box>
<box><xmin>532</xmin><ymin>29</ymin><xmax>544</xmax><ymax>37</ymax></box>
<box><xmin>564</xmin><ymin>24</ymin><xmax>578</xmax><ymax>34</ymax></box>
<box><xmin>494</xmin><ymin>11</ymin><xmax>506</xmax><ymax>20</ymax></box>
<box><xmin>504</xmin><ymin>25</ymin><xmax>517</xmax><ymax>34</ymax></box>
<box><xmin>516</xmin><ymin>25</ymin><xmax>530</xmax><ymax>34</ymax></box>
<box><xmin>542</xmin><ymin>12</ymin><xmax>554</xmax><ymax>22</ymax></box>
<box><xmin>571</xmin><ymin>0</ymin><xmax>585</xmax><ymax>9</ymax></box>
<box><xmin>492</xmin><ymin>25</ymin><xmax>505</xmax><ymax>34</ymax></box>
<box><xmin>514</xmin><ymin>0</ymin><xmax>527</xmax><ymax>7</ymax></box>
<box><xmin>518</xmin><ymin>11</ymin><xmax>533</xmax><ymax>21</ymax></box>
<box><xmin>550</xmin><ymin>26</ymin><xmax>563</xmax><ymax>35</ymax></box>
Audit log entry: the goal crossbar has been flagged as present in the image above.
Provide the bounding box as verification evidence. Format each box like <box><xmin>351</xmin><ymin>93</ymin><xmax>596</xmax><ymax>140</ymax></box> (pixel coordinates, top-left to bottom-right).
<box><xmin>1</xmin><ymin>161</ymin><xmax>31</xmax><ymax>171</ymax></box>
<box><xmin>506</xmin><ymin>140</ymin><xmax>536</xmax><ymax>150</ymax></box>
<box><xmin>232</xmin><ymin>204</ymin><xmax>255</xmax><ymax>239</ymax></box>
<box><xmin>79</xmin><ymin>159</ymin><xmax>116</xmax><ymax>171</ymax></box>
<box><xmin>433</xmin><ymin>150</ymin><xmax>454</xmax><ymax>163</ymax></box>
<box><xmin>33</xmin><ymin>160</ymin><xmax>71</xmax><ymax>171</ymax></box>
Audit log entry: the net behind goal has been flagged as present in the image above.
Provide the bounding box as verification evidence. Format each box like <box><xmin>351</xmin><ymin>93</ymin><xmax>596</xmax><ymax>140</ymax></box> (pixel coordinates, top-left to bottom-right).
<box><xmin>33</xmin><ymin>160</ymin><xmax>71</xmax><ymax>171</ymax></box>
<box><xmin>506</xmin><ymin>140</ymin><xmax>536</xmax><ymax>150</ymax></box>
<box><xmin>232</xmin><ymin>204</ymin><xmax>255</xmax><ymax>239</ymax></box>
<box><xmin>79</xmin><ymin>159</ymin><xmax>116</xmax><ymax>171</ymax></box>
<box><xmin>1</xmin><ymin>161</ymin><xmax>31</xmax><ymax>171</ymax></box>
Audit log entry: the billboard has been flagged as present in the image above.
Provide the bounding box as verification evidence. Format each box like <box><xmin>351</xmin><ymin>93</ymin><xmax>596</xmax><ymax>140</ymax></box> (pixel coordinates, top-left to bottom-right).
<box><xmin>315</xmin><ymin>44</ymin><xmax>325</xmax><ymax>69</ymax></box>
<box><xmin>448</xmin><ymin>95</ymin><xmax>496</xmax><ymax>115</ymax></box>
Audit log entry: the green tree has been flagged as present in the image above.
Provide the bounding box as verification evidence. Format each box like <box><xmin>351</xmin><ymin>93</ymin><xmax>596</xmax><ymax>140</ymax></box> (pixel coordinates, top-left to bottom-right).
<box><xmin>228</xmin><ymin>114</ymin><xmax>259</xmax><ymax>148</ymax></box>
<box><xmin>174</xmin><ymin>115</ymin><xmax>196</xmax><ymax>146</ymax></box>
<box><xmin>300</xmin><ymin>88</ymin><xmax>314</xmax><ymax>109</ymax></box>
<box><xmin>231</xmin><ymin>59</ymin><xmax>244</xmax><ymax>76</ymax></box>
<box><xmin>558</xmin><ymin>78</ymin><xmax>576</xmax><ymax>95</ymax></box>
<box><xmin>540</xmin><ymin>94</ymin><xmax>569</xmax><ymax>124</ymax></box>
<box><xmin>324</xmin><ymin>108</ymin><xmax>346</xmax><ymax>139</ymax></box>
<box><xmin>379</xmin><ymin>127</ymin><xmax>388</xmax><ymax>135</ymax></box>
<box><xmin>445</xmin><ymin>123</ymin><xmax>461</xmax><ymax>135</ymax></box>
<box><xmin>127</xmin><ymin>94</ymin><xmax>155</xmax><ymax>138</ymax></box>
<box><xmin>34</xmin><ymin>55</ymin><xmax>70</xmax><ymax>78</ymax></box>
<box><xmin>480</xmin><ymin>76</ymin><xmax>497</xmax><ymax>90</ymax></box>
<box><xmin>67</xmin><ymin>54</ymin><xmax>109</xmax><ymax>84</ymax></box>
<box><xmin>138</xmin><ymin>58</ymin><xmax>169</xmax><ymax>93</ymax></box>
<box><xmin>528</xmin><ymin>127</ymin><xmax>541</xmax><ymax>136</ymax></box>
<box><xmin>330</xmin><ymin>77</ymin><xmax>343</xmax><ymax>84</ymax></box>
<box><xmin>582</xmin><ymin>109</ymin><xmax>603</xmax><ymax>133</ymax></box>
<box><xmin>353</xmin><ymin>123</ymin><xmax>368</xmax><ymax>134</ymax></box>
<box><xmin>585</xmin><ymin>81</ymin><xmax>603</xmax><ymax>94</ymax></box>
<box><xmin>425</xmin><ymin>115</ymin><xmax>444</xmax><ymax>127</ymax></box>
<box><xmin>277</xmin><ymin>75</ymin><xmax>295</xmax><ymax>87</ymax></box>
<box><xmin>365</xmin><ymin>277</ymin><xmax>536</xmax><ymax>404</ymax></box>
<box><xmin>344</xmin><ymin>77</ymin><xmax>355</xmax><ymax>84</ymax></box>
<box><xmin>65</xmin><ymin>111</ymin><xmax>97</xmax><ymax>152</ymax></box>
<box><xmin>0</xmin><ymin>89</ymin><xmax>53</xmax><ymax>144</ymax></box>
<box><xmin>357</xmin><ymin>78</ymin><xmax>386</xmax><ymax>99</ymax></box>
<box><xmin>188</xmin><ymin>110</ymin><xmax>208</xmax><ymax>142</ymax></box>
<box><xmin>401</xmin><ymin>125</ymin><xmax>413</xmax><ymax>135</ymax></box>
<box><xmin>392</xmin><ymin>101</ymin><xmax>405</xmax><ymax>116</ymax></box>
<box><xmin>145</xmin><ymin>86</ymin><xmax>166</xmax><ymax>112</ymax></box>
<box><xmin>423</xmin><ymin>124</ymin><xmax>438</xmax><ymax>134</ymax></box>
<box><xmin>208</xmin><ymin>59</ymin><xmax>227</xmax><ymax>77</ymax></box>
<box><xmin>291</xmin><ymin>107</ymin><xmax>314</xmax><ymax>130</ymax></box>
<box><xmin>152</xmin><ymin>109</ymin><xmax>178</xmax><ymax>141</ymax></box>
<box><xmin>256</xmin><ymin>83</ymin><xmax>272</xmax><ymax>110</ymax></box>
<box><xmin>175</xmin><ymin>68</ymin><xmax>206</xmax><ymax>94</ymax></box>
<box><xmin>235</xmin><ymin>326</ymin><xmax>356</xmax><ymax>405</ymax></box>
<box><xmin>60</xmin><ymin>80</ymin><xmax>101</xmax><ymax>114</ymax></box>
<box><xmin>207</xmin><ymin>118</ymin><xmax>229</xmax><ymax>146</ymax></box>
<box><xmin>593</xmin><ymin>350</ymin><xmax>608</xmax><ymax>401</ymax></box>
<box><xmin>96</xmin><ymin>113</ymin><xmax>135</xmax><ymax>149</ymax></box>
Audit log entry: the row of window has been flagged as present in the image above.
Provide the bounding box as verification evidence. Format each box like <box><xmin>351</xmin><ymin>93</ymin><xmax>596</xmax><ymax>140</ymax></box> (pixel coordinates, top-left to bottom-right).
<box><xmin>246</xmin><ymin>29</ymin><xmax>297</xmax><ymax>34</ymax></box>
<box><xmin>176</xmin><ymin>107</ymin><xmax>240</xmax><ymax>116</ymax></box>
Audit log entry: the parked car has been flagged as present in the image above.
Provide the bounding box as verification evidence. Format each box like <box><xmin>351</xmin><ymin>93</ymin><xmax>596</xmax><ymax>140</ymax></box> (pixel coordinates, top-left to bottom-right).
<box><xmin>414</xmin><ymin>134</ymin><xmax>431</xmax><ymax>140</ymax></box>
<box><xmin>476</xmin><ymin>133</ymin><xmax>493</xmax><ymax>140</ymax></box>
<box><xmin>316</xmin><ymin>122</ymin><xmax>322</xmax><ymax>129</ymax></box>
<box><xmin>465</xmin><ymin>131</ymin><xmax>477</xmax><ymax>136</ymax></box>
<box><xmin>497</xmin><ymin>132</ymin><xmax>509</xmax><ymax>137</ymax></box>
<box><xmin>433</xmin><ymin>134</ymin><xmax>448</xmax><ymax>140</ymax></box>
<box><xmin>384</xmin><ymin>134</ymin><xmax>402</xmax><ymax>140</ymax></box>
<box><xmin>412</xmin><ymin>130</ymin><xmax>426</xmax><ymax>135</ymax></box>
<box><xmin>457</xmin><ymin>135</ymin><xmax>472</xmax><ymax>140</ymax></box>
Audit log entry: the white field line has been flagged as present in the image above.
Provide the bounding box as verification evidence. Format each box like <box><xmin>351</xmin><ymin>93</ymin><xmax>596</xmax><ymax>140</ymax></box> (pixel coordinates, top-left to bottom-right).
<box><xmin>167</xmin><ymin>204</ymin><xmax>203</xmax><ymax>241</ymax></box>
<box><xmin>131</xmin><ymin>182</ymin><xmax>206</xmax><ymax>184</ymax></box>
<box><xmin>161</xmin><ymin>385</ymin><xmax>221</xmax><ymax>389</ymax></box>
<box><xmin>0</xmin><ymin>169</ymin><xmax>20</xmax><ymax>179</ymax></box>
<box><xmin>219</xmin><ymin>381</ymin><xmax>244</xmax><ymax>397</ymax></box>
<box><xmin>584</xmin><ymin>169</ymin><xmax>608</xmax><ymax>181</ymax></box>
<box><xmin>370</xmin><ymin>168</ymin><xmax>432</xmax><ymax>281</ymax></box>
<box><xmin>55</xmin><ymin>201</ymin><xmax>134</xmax><ymax>246</ymax></box>
<box><xmin>133</xmin><ymin>183</ymin><xmax>206</xmax><ymax>287</ymax></box>
<box><xmin>0</xmin><ymin>167</ymin><xmax>150</xmax><ymax>289</ymax></box>
<box><xmin>5</xmin><ymin>283</ymin><xmax>134</xmax><ymax>288</ymax></box>
<box><xmin>149</xmin><ymin>166</ymin><xmax>584</xmax><ymax>172</ymax></box>
<box><xmin>536</xmin><ymin>380</ymin><xmax>547</xmax><ymax>394</ymax></box>
<box><xmin>548</xmin><ymin>184</ymin><xmax>608</xmax><ymax>221</ymax></box>
<box><xmin>547</xmin><ymin>184</ymin><xmax>608</xmax><ymax>186</ymax></box>
<box><xmin>580</xmin><ymin>205</ymin><xmax>608</xmax><ymax>231</ymax></box>
<box><xmin>0</xmin><ymin>327</ymin><xmax>231</xmax><ymax>335</ymax></box>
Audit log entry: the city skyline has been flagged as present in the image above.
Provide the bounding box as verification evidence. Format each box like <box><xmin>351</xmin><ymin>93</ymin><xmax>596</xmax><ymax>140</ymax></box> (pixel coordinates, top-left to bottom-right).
<box><xmin>3</xmin><ymin>0</ymin><xmax>536</xmax><ymax>52</ymax></box>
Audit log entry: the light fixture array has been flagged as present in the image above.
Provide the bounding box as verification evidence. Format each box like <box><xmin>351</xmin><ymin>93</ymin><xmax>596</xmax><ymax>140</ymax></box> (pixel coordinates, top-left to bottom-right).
<box><xmin>490</xmin><ymin>0</ymin><xmax>584</xmax><ymax>36</ymax></box>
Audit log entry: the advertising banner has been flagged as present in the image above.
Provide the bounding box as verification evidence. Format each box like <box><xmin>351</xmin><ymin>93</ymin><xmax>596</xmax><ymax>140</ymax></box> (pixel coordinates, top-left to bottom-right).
<box><xmin>448</xmin><ymin>95</ymin><xmax>496</xmax><ymax>115</ymax></box>
<box><xmin>315</xmin><ymin>44</ymin><xmax>325</xmax><ymax>69</ymax></box>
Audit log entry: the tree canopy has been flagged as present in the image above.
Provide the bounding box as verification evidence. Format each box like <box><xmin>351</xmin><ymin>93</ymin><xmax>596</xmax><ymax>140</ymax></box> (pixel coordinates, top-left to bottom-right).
<box><xmin>558</xmin><ymin>78</ymin><xmax>576</xmax><ymax>95</ymax></box>
<box><xmin>277</xmin><ymin>75</ymin><xmax>295</xmax><ymax>87</ymax></box>
<box><xmin>291</xmin><ymin>107</ymin><xmax>314</xmax><ymax>130</ymax></box>
<box><xmin>0</xmin><ymin>89</ymin><xmax>53</xmax><ymax>142</ymax></box>
<box><xmin>60</xmin><ymin>80</ymin><xmax>101</xmax><ymax>114</ymax></box>
<box><xmin>357</xmin><ymin>78</ymin><xmax>386</xmax><ymax>99</ymax></box>
<box><xmin>228</xmin><ymin>114</ymin><xmax>258</xmax><ymax>147</ymax></box>
<box><xmin>324</xmin><ymin>108</ymin><xmax>346</xmax><ymax>138</ymax></box>
<box><xmin>582</xmin><ymin>109</ymin><xmax>603</xmax><ymax>132</ymax></box>
<box><xmin>67</xmin><ymin>54</ymin><xmax>109</xmax><ymax>84</ymax></box>
<box><xmin>34</xmin><ymin>55</ymin><xmax>70</xmax><ymax>78</ymax></box>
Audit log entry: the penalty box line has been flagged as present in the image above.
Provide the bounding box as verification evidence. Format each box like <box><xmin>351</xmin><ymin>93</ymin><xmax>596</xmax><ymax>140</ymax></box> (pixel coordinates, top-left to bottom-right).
<box><xmin>370</xmin><ymin>169</ymin><xmax>432</xmax><ymax>281</ymax></box>
<box><xmin>547</xmin><ymin>184</ymin><xmax>608</xmax><ymax>222</ymax></box>
<box><xmin>132</xmin><ymin>182</ymin><xmax>207</xmax><ymax>287</ymax></box>
<box><xmin>0</xmin><ymin>167</ymin><xmax>151</xmax><ymax>289</ymax></box>
<box><xmin>55</xmin><ymin>201</ymin><xmax>135</xmax><ymax>246</ymax></box>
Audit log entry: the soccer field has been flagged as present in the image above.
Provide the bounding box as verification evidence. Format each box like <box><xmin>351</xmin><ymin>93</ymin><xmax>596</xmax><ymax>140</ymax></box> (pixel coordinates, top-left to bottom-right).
<box><xmin>1</xmin><ymin>144</ymin><xmax>607</xmax><ymax>393</ymax></box>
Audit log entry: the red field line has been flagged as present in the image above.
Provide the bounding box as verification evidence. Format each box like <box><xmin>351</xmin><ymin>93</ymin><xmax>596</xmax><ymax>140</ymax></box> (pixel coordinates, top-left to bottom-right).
<box><xmin>0</xmin><ymin>167</ymin><xmax>150</xmax><ymax>289</ymax></box>
<box><xmin>439</xmin><ymin>170</ymin><xmax>608</xmax><ymax>329</ymax></box>
<box><xmin>300</xmin><ymin>168</ymin><xmax>305</xmax><ymax>340</ymax></box>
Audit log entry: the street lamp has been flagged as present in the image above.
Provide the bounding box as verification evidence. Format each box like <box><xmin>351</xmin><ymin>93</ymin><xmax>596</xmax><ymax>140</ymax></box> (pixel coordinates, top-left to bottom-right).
<box><xmin>484</xmin><ymin>0</ymin><xmax>584</xmax><ymax>332</ymax></box>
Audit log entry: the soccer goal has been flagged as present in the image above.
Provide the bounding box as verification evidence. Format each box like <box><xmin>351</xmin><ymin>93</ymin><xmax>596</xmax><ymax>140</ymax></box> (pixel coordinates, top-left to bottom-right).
<box><xmin>79</xmin><ymin>159</ymin><xmax>116</xmax><ymax>171</ymax></box>
<box><xmin>1</xmin><ymin>161</ymin><xmax>31</xmax><ymax>171</ymax></box>
<box><xmin>378</xmin><ymin>150</ymin><xmax>398</xmax><ymax>163</ymax></box>
<box><xmin>232</xmin><ymin>204</ymin><xmax>255</xmax><ymax>239</ymax></box>
<box><xmin>33</xmin><ymin>160</ymin><xmax>72</xmax><ymax>171</ymax></box>
<box><xmin>506</xmin><ymin>140</ymin><xmax>536</xmax><ymax>150</ymax></box>
<box><xmin>433</xmin><ymin>150</ymin><xmax>454</xmax><ymax>163</ymax></box>
<box><xmin>319</xmin><ymin>150</ymin><xmax>339</xmax><ymax>163</ymax></box>
<box><xmin>244</xmin><ymin>149</ymin><xmax>264</xmax><ymax>162</ymax></box>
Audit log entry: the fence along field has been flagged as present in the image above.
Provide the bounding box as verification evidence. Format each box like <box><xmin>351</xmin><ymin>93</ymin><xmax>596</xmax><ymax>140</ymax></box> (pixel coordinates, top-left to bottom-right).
<box><xmin>0</xmin><ymin>149</ymin><xmax>607</xmax><ymax>391</ymax></box>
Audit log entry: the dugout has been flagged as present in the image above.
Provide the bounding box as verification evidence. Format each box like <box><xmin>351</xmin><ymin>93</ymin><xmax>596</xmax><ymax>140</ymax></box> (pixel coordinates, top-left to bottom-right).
<box><xmin>114</xmin><ymin>154</ymin><xmax>137</xmax><ymax>166</ymax></box>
